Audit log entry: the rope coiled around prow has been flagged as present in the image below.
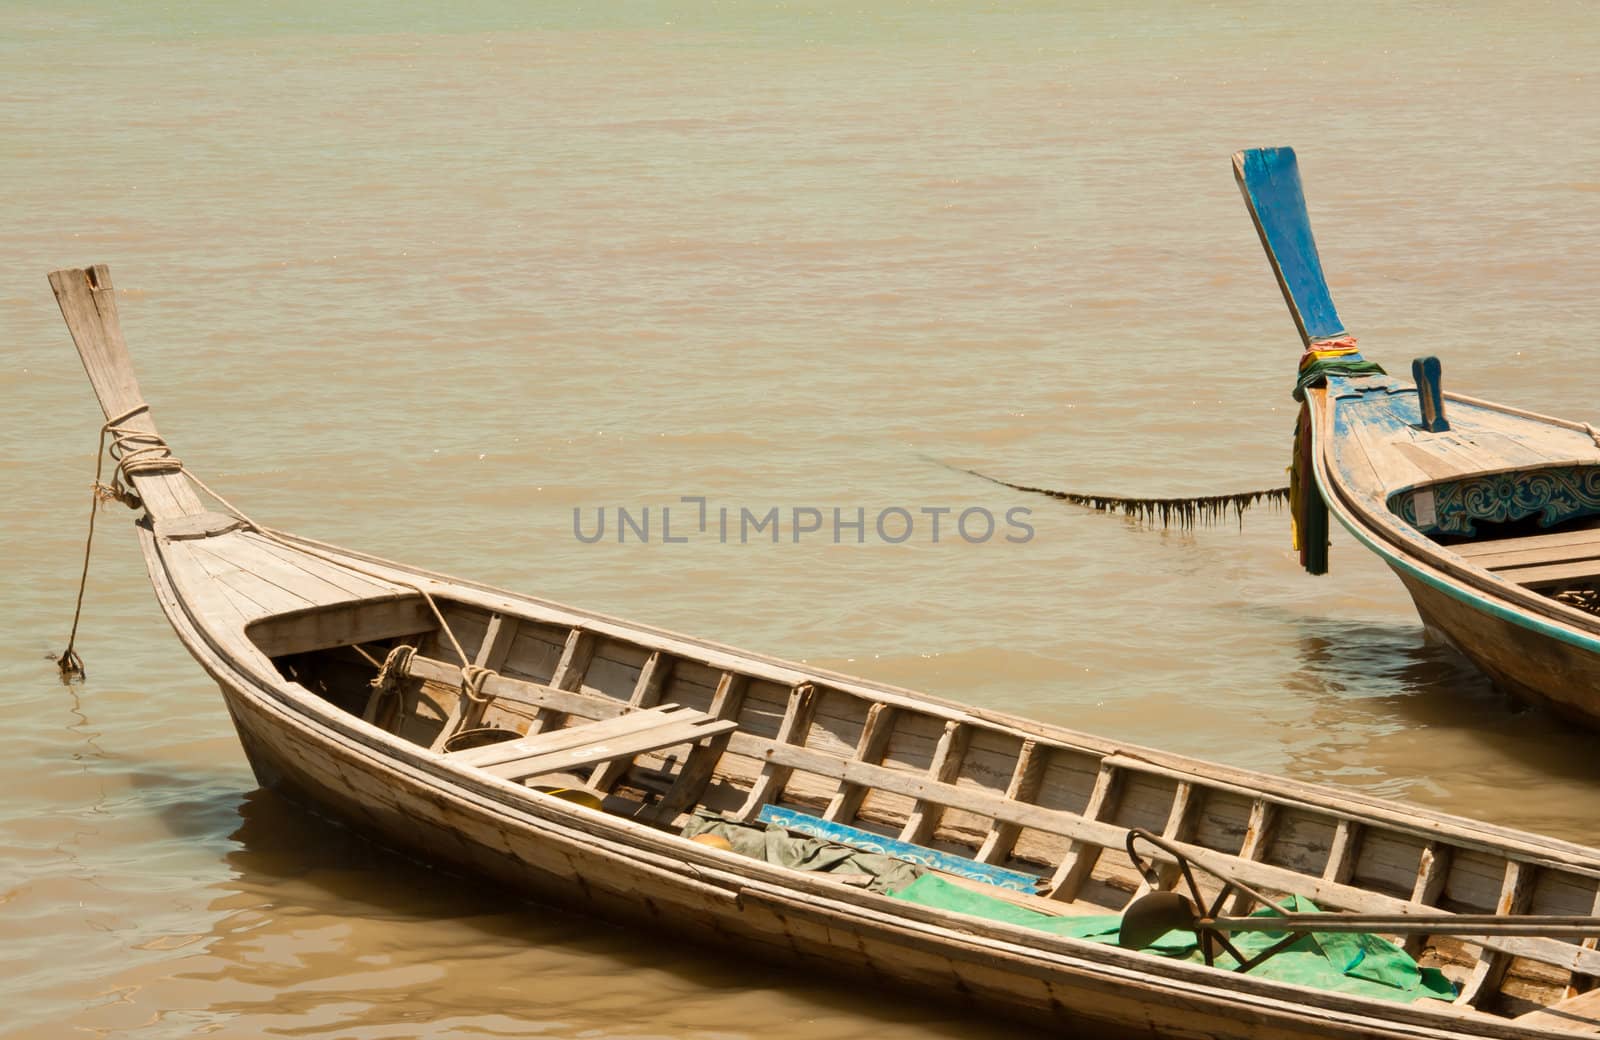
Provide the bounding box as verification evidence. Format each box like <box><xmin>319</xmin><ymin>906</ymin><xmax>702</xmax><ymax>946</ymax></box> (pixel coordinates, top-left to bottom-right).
<box><xmin>56</xmin><ymin>405</ymin><xmax>182</xmax><ymax>682</ymax></box>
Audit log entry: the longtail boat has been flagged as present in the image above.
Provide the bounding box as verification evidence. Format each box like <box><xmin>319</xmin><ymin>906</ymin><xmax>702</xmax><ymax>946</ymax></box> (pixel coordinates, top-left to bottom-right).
<box><xmin>54</xmin><ymin>261</ymin><xmax>1600</xmax><ymax>1038</ymax></box>
<box><xmin>1238</xmin><ymin>146</ymin><xmax>1600</xmax><ymax>729</ymax></box>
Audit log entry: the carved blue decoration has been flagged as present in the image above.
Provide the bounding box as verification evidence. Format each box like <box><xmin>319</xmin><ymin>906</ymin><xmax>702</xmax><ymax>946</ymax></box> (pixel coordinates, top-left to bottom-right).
<box><xmin>1389</xmin><ymin>467</ymin><xmax>1600</xmax><ymax>536</ymax></box>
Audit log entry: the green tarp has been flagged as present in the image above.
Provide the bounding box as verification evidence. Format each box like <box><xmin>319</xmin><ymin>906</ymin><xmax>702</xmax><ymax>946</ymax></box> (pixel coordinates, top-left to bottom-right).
<box><xmin>682</xmin><ymin>811</ymin><xmax>924</xmax><ymax>893</ymax></box>
<box><xmin>888</xmin><ymin>875</ymin><xmax>1456</xmax><ymax>1005</ymax></box>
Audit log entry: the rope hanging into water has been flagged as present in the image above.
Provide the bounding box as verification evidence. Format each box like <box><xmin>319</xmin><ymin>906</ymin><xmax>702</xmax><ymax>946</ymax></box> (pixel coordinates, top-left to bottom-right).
<box><xmin>951</xmin><ymin>464</ymin><xmax>1288</xmax><ymax>530</ymax></box>
<box><xmin>59</xmin><ymin>402</ymin><xmax>476</xmax><ymax>684</ymax></box>
<box><xmin>55</xmin><ymin>404</ymin><xmax>181</xmax><ymax>682</ymax></box>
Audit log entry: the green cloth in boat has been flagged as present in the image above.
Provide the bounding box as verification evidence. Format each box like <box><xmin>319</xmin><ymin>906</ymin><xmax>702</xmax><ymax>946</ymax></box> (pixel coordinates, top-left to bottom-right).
<box><xmin>682</xmin><ymin>811</ymin><xmax>924</xmax><ymax>893</ymax></box>
<box><xmin>1293</xmin><ymin>356</ymin><xmax>1387</xmax><ymax>401</ymax></box>
<box><xmin>888</xmin><ymin>876</ymin><xmax>1456</xmax><ymax>1004</ymax></box>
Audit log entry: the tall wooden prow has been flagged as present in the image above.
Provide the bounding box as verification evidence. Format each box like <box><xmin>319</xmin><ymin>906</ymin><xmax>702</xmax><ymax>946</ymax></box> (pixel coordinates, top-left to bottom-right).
<box><xmin>51</xmin><ymin>265</ymin><xmax>227</xmax><ymax>534</ymax></box>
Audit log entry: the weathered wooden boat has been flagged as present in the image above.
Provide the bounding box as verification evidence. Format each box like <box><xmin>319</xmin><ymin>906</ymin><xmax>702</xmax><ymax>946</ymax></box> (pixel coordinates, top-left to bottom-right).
<box><xmin>1238</xmin><ymin>147</ymin><xmax>1600</xmax><ymax>729</ymax></box>
<box><xmin>54</xmin><ymin>262</ymin><xmax>1600</xmax><ymax>1038</ymax></box>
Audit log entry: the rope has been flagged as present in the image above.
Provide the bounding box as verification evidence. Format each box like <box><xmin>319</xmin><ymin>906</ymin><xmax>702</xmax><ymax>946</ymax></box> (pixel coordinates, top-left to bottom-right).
<box><xmin>59</xmin><ymin>402</ymin><xmax>475</xmax><ymax>683</ymax></box>
<box><xmin>369</xmin><ymin>644</ymin><xmax>417</xmax><ymax>697</ymax></box>
<box><xmin>55</xmin><ymin>404</ymin><xmax>169</xmax><ymax>683</ymax></box>
<box><xmin>459</xmin><ymin>664</ymin><xmax>497</xmax><ymax>705</ymax></box>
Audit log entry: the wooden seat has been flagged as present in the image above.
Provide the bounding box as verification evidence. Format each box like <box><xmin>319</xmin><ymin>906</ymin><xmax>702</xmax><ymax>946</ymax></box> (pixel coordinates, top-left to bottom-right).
<box><xmin>445</xmin><ymin>703</ymin><xmax>737</xmax><ymax>784</ymax></box>
<box><xmin>1454</xmin><ymin>527</ymin><xmax>1600</xmax><ymax>588</ymax></box>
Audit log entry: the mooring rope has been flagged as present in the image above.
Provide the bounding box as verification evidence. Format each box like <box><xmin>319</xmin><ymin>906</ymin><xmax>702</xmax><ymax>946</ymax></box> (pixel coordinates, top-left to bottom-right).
<box><xmin>55</xmin><ymin>404</ymin><xmax>175</xmax><ymax>682</ymax></box>
<box><xmin>943</xmin><ymin>460</ymin><xmax>1288</xmax><ymax>530</ymax></box>
<box><xmin>60</xmin><ymin>403</ymin><xmax>475</xmax><ymax>684</ymax></box>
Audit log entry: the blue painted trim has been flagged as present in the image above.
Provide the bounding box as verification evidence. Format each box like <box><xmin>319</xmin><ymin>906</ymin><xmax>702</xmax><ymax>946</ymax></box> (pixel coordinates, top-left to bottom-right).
<box><xmin>756</xmin><ymin>805</ymin><xmax>1045</xmax><ymax>892</ymax></box>
<box><xmin>1236</xmin><ymin>147</ymin><xmax>1345</xmax><ymax>344</ymax></box>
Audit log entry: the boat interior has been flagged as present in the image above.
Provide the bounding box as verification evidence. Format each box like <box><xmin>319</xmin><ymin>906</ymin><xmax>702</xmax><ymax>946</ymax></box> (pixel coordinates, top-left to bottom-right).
<box><xmin>252</xmin><ymin>593</ymin><xmax>1600</xmax><ymax>1027</ymax></box>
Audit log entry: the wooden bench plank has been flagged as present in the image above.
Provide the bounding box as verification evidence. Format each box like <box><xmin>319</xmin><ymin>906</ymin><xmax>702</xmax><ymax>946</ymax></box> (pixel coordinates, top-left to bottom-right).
<box><xmin>1514</xmin><ymin>985</ymin><xmax>1600</xmax><ymax>1033</ymax></box>
<box><xmin>448</xmin><ymin>704</ymin><xmax>701</xmax><ymax>768</ymax></box>
<box><xmin>450</xmin><ymin>704</ymin><xmax>736</xmax><ymax>783</ymax></box>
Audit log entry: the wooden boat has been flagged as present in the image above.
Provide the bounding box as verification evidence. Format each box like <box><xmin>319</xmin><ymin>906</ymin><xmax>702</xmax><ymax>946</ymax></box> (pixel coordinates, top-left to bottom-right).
<box><xmin>53</xmin><ymin>261</ymin><xmax>1600</xmax><ymax>1039</ymax></box>
<box><xmin>1237</xmin><ymin>147</ymin><xmax>1600</xmax><ymax>728</ymax></box>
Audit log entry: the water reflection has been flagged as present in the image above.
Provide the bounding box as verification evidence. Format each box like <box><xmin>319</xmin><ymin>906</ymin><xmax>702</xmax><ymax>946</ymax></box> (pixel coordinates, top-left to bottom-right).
<box><xmin>125</xmin><ymin>777</ymin><xmax>1037</xmax><ymax>1040</ymax></box>
<box><xmin>1278</xmin><ymin>615</ymin><xmax>1600</xmax><ymax>840</ymax></box>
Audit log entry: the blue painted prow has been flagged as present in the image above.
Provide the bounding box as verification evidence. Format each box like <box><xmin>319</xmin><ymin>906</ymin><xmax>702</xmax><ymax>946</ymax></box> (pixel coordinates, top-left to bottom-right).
<box><xmin>1233</xmin><ymin>147</ymin><xmax>1346</xmax><ymax>346</ymax></box>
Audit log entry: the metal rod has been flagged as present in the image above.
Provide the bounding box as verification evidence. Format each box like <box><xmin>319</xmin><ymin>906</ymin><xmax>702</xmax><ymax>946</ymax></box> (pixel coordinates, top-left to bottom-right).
<box><xmin>1209</xmin><ymin>913</ymin><xmax>1600</xmax><ymax>939</ymax></box>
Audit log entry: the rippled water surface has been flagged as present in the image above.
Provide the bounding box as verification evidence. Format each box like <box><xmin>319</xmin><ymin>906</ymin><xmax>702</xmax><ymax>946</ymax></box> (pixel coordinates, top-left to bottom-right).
<box><xmin>7</xmin><ymin>2</ymin><xmax>1600</xmax><ymax>1037</ymax></box>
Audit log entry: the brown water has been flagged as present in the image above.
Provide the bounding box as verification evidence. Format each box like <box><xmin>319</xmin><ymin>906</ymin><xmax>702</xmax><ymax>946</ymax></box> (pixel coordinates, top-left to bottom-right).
<box><xmin>7</xmin><ymin>3</ymin><xmax>1600</xmax><ymax>1036</ymax></box>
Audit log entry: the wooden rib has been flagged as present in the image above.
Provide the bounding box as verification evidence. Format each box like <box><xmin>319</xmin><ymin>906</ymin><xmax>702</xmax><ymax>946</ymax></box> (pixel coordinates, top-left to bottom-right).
<box><xmin>1046</xmin><ymin>762</ymin><xmax>1124</xmax><ymax>903</ymax></box>
<box><xmin>1514</xmin><ymin>985</ymin><xmax>1600</xmax><ymax>1031</ymax></box>
<box><xmin>823</xmin><ymin>703</ymin><xmax>897</xmax><ymax>825</ymax></box>
<box><xmin>588</xmin><ymin>650</ymin><xmax>676</xmax><ymax>792</ymax></box>
<box><xmin>736</xmin><ymin>682</ymin><xmax>819</xmax><ymax>820</ymax></box>
<box><xmin>389</xmin><ymin>652</ymin><xmax>1600</xmax><ymax>978</ymax></box>
<box><xmin>1225</xmin><ymin>799</ymin><xmax>1281</xmax><ymax>915</ymax></box>
<box><xmin>650</xmin><ymin>671</ymin><xmax>748</xmax><ymax>823</ymax></box>
<box><xmin>1566</xmin><ymin>884</ymin><xmax>1600</xmax><ymax>1000</ymax></box>
<box><xmin>899</xmin><ymin>720</ymin><xmax>973</xmax><ymax>847</ymax></box>
<box><xmin>527</xmin><ymin>628</ymin><xmax>598</xmax><ymax>736</ymax></box>
<box><xmin>1322</xmin><ymin>818</ymin><xmax>1363</xmax><ymax>884</ymax></box>
<box><xmin>429</xmin><ymin>614</ymin><xmax>520</xmax><ymax>751</ymax></box>
<box><xmin>1455</xmin><ymin>859</ymin><xmax>1534</xmax><ymax>1009</ymax></box>
<box><xmin>1137</xmin><ymin>780</ymin><xmax>1200</xmax><ymax>898</ymax></box>
<box><xmin>1402</xmin><ymin>840</ymin><xmax>1453</xmax><ymax>957</ymax></box>
<box><xmin>976</xmin><ymin>740</ymin><xmax>1048</xmax><ymax>865</ymax></box>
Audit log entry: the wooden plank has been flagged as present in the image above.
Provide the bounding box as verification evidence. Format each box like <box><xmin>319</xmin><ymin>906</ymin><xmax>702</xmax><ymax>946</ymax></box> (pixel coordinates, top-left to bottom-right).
<box><xmin>430</xmin><ymin>614</ymin><xmax>520</xmax><ymax>751</ymax></box>
<box><xmin>245</xmin><ymin>533</ymin><xmax>400</xmax><ymax>599</ymax></box>
<box><xmin>736</xmin><ymin>682</ymin><xmax>819</xmax><ymax>820</ymax></box>
<box><xmin>201</xmin><ymin>536</ymin><xmax>373</xmax><ymax>606</ymax></box>
<box><xmin>1494</xmin><ymin>560</ymin><xmax>1600</xmax><ymax>588</ymax></box>
<box><xmin>1455</xmin><ymin>526</ymin><xmax>1600</xmax><ymax>564</ymax></box>
<box><xmin>975</xmin><ymin>740</ymin><xmax>1047</xmax><ymax>866</ymax></box>
<box><xmin>481</xmin><ymin>712</ymin><xmax>736</xmax><ymax>782</ymax></box>
<box><xmin>1456</xmin><ymin>859</ymin><xmax>1534</xmax><ymax>1008</ymax></box>
<box><xmin>1225</xmin><ymin>799</ymin><xmax>1281</xmax><ymax>915</ymax></box>
<box><xmin>49</xmin><ymin>265</ymin><xmax>207</xmax><ymax>522</ymax></box>
<box><xmin>758</xmin><ymin>806</ymin><xmax>1043</xmax><ymax>892</ymax></box>
<box><xmin>589</xmin><ymin>650</ymin><xmax>675</xmax><ymax>792</ymax></box>
<box><xmin>246</xmin><ymin>596</ymin><xmax>435</xmax><ymax>658</ymax></box>
<box><xmin>1514</xmin><ymin>985</ymin><xmax>1600</xmax><ymax>1033</ymax></box>
<box><xmin>1046</xmin><ymin>762</ymin><xmax>1123</xmax><ymax>903</ymax></box>
<box><xmin>650</xmin><ymin>672</ymin><xmax>748</xmax><ymax>823</ymax></box>
<box><xmin>527</xmin><ymin>628</ymin><xmax>598</xmax><ymax>736</ymax></box>
<box><xmin>1403</xmin><ymin>841</ymin><xmax>1453</xmax><ymax>957</ymax></box>
<box><xmin>1322</xmin><ymin>819</ymin><xmax>1362</xmax><ymax>884</ymax></box>
<box><xmin>899</xmin><ymin>720</ymin><xmax>972</xmax><ymax>847</ymax></box>
<box><xmin>1142</xmin><ymin>780</ymin><xmax>1201</xmax><ymax>897</ymax></box>
<box><xmin>1568</xmin><ymin>885</ymin><xmax>1600</xmax><ymax>1001</ymax></box>
<box><xmin>823</xmin><ymin>703</ymin><xmax>896</xmax><ymax>825</ymax></box>
<box><xmin>448</xmin><ymin>702</ymin><xmax>710</xmax><ymax>766</ymax></box>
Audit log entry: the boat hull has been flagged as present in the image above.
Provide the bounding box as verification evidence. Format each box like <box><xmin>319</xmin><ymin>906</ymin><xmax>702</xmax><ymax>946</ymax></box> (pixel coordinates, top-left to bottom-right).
<box><xmin>217</xmin><ymin>675</ymin><xmax>1473</xmax><ymax>1040</ymax></box>
<box><xmin>1393</xmin><ymin>569</ymin><xmax>1600</xmax><ymax>725</ymax></box>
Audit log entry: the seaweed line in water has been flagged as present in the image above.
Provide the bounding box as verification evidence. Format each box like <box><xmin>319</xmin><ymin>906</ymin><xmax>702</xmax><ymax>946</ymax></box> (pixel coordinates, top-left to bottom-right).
<box><xmin>942</xmin><ymin>461</ymin><xmax>1288</xmax><ymax>530</ymax></box>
